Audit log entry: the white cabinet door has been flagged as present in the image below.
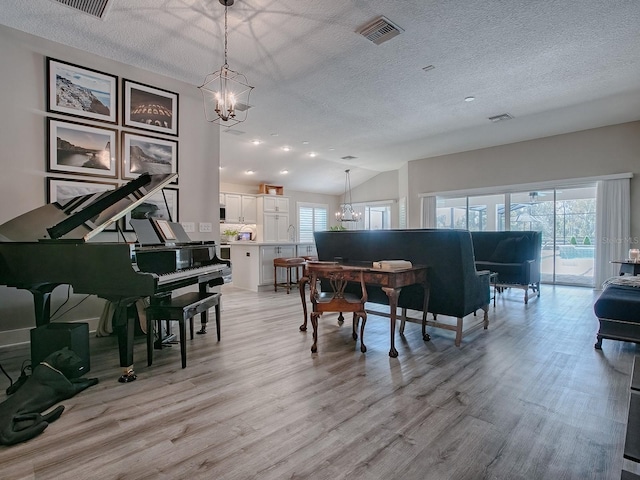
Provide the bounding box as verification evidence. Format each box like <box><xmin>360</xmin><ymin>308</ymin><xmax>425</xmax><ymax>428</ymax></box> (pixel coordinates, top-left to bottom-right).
<box><xmin>262</xmin><ymin>196</ymin><xmax>289</xmax><ymax>213</ymax></box>
<box><xmin>222</xmin><ymin>193</ymin><xmax>256</xmax><ymax>223</ymax></box>
<box><xmin>241</xmin><ymin>195</ymin><xmax>257</xmax><ymax>223</ymax></box>
<box><xmin>224</xmin><ymin>194</ymin><xmax>242</xmax><ymax>223</ymax></box>
<box><xmin>263</xmin><ymin>213</ymin><xmax>290</xmax><ymax>242</ymax></box>
<box><xmin>260</xmin><ymin>244</ymin><xmax>297</xmax><ymax>285</ymax></box>
<box><xmin>297</xmin><ymin>243</ymin><xmax>317</xmax><ymax>257</ymax></box>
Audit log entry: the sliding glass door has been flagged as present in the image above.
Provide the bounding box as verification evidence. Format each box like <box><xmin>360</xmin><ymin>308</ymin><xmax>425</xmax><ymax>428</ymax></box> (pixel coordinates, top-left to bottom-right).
<box><xmin>434</xmin><ymin>185</ymin><xmax>596</xmax><ymax>286</ymax></box>
<box><xmin>551</xmin><ymin>187</ymin><xmax>596</xmax><ymax>286</ymax></box>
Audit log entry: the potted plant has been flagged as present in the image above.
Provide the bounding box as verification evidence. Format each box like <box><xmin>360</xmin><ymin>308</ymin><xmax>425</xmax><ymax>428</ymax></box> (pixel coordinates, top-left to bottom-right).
<box><xmin>222</xmin><ymin>228</ymin><xmax>239</xmax><ymax>242</ymax></box>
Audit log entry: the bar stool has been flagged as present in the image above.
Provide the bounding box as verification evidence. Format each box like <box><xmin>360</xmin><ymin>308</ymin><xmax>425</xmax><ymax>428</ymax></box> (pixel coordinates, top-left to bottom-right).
<box><xmin>274</xmin><ymin>257</ymin><xmax>306</xmax><ymax>293</ymax></box>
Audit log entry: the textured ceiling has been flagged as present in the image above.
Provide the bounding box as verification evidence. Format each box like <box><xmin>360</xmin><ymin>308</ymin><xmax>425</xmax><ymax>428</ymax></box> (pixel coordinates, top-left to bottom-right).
<box><xmin>1</xmin><ymin>0</ymin><xmax>640</xmax><ymax>194</ymax></box>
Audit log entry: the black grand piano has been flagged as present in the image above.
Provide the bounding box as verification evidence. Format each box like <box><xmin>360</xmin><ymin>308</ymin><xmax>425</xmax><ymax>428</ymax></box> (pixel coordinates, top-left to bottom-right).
<box><xmin>0</xmin><ymin>173</ymin><xmax>230</xmax><ymax>382</ymax></box>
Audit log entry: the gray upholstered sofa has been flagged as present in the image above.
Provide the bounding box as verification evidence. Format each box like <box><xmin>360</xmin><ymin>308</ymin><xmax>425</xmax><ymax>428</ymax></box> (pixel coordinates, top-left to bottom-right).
<box><xmin>470</xmin><ymin>231</ymin><xmax>542</xmax><ymax>304</ymax></box>
<box><xmin>593</xmin><ymin>279</ymin><xmax>640</xmax><ymax>349</ymax></box>
<box><xmin>313</xmin><ymin>229</ymin><xmax>491</xmax><ymax>346</ymax></box>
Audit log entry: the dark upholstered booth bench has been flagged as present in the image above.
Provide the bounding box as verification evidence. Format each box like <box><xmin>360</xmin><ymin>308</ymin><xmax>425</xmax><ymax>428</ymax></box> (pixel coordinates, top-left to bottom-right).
<box><xmin>314</xmin><ymin>229</ymin><xmax>491</xmax><ymax>347</ymax></box>
<box><xmin>471</xmin><ymin>231</ymin><xmax>542</xmax><ymax>304</ymax></box>
<box><xmin>594</xmin><ymin>284</ymin><xmax>640</xmax><ymax>349</ymax></box>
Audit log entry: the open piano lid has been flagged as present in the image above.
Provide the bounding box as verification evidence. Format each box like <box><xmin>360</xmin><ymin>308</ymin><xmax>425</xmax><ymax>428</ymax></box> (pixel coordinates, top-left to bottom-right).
<box><xmin>0</xmin><ymin>173</ymin><xmax>177</xmax><ymax>242</ymax></box>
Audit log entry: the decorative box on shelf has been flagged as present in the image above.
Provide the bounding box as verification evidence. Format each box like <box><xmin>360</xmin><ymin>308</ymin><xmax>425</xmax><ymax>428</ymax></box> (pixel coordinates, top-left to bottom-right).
<box><xmin>259</xmin><ymin>184</ymin><xmax>284</xmax><ymax>195</ymax></box>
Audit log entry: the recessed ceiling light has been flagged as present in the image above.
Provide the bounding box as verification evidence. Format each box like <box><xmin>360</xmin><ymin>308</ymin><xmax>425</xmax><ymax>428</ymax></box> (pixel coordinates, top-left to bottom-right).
<box><xmin>328</xmin><ymin>148</ymin><xmax>335</xmax><ymax>151</ymax></box>
<box><xmin>308</xmin><ymin>152</ymin><xmax>317</xmax><ymax>157</ymax></box>
<box><xmin>280</xmin><ymin>170</ymin><xmax>289</xmax><ymax>174</ymax></box>
<box><xmin>245</xmin><ymin>170</ymin><xmax>255</xmax><ymax>174</ymax></box>
<box><xmin>464</xmin><ymin>96</ymin><xmax>475</xmax><ymax>102</ymax></box>
<box><xmin>302</xmin><ymin>141</ymin><xmax>309</xmax><ymax>145</ymax></box>
<box><xmin>251</xmin><ymin>139</ymin><xmax>262</xmax><ymax>145</ymax></box>
<box><xmin>282</xmin><ymin>146</ymin><xmax>291</xmax><ymax>152</ymax></box>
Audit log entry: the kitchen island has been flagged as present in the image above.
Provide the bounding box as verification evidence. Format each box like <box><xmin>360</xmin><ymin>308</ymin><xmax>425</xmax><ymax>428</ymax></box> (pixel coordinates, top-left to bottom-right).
<box><xmin>230</xmin><ymin>241</ymin><xmax>316</xmax><ymax>292</ymax></box>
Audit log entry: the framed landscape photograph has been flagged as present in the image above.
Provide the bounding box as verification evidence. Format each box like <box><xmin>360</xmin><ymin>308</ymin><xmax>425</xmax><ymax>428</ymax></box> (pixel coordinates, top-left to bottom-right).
<box><xmin>47</xmin><ymin>58</ymin><xmax>117</xmax><ymax>124</ymax></box>
<box><xmin>48</xmin><ymin>118</ymin><xmax>118</xmax><ymax>178</ymax></box>
<box><xmin>123</xmin><ymin>79</ymin><xmax>179</xmax><ymax>136</ymax></box>
<box><xmin>124</xmin><ymin>187</ymin><xmax>179</xmax><ymax>231</ymax></box>
<box><xmin>47</xmin><ymin>177</ymin><xmax>118</xmax><ymax>231</ymax></box>
<box><xmin>122</xmin><ymin>132</ymin><xmax>178</xmax><ymax>182</ymax></box>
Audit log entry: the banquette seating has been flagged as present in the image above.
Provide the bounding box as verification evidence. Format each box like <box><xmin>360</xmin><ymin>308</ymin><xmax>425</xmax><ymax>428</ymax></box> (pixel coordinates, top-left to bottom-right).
<box><xmin>313</xmin><ymin>229</ymin><xmax>491</xmax><ymax>347</ymax></box>
<box><xmin>471</xmin><ymin>231</ymin><xmax>542</xmax><ymax>304</ymax></box>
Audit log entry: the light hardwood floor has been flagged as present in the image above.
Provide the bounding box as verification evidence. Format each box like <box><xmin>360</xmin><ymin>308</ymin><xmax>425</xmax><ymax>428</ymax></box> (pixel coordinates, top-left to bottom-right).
<box><xmin>0</xmin><ymin>284</ymin><xmax>637</xmax><ymax>479</ymax></box>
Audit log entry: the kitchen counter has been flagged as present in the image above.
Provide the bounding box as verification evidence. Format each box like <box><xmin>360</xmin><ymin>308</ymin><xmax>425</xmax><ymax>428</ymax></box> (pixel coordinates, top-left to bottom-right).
<box><xmin>229</xmin><ymin>241</ymin><xmax>316</xmax><ymax>291</ymax></box>
<box><xmin>229</xmin><ymin>241</ymin><xmax>298</xmax><ymax>245</ymax></box>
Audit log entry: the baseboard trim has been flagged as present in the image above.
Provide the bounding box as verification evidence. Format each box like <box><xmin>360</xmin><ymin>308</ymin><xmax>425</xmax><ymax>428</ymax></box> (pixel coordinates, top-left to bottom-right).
<box><xmin>0</xmin><ymin>317</ymin><xmax>101</xmax><ymax>349</ymax></box>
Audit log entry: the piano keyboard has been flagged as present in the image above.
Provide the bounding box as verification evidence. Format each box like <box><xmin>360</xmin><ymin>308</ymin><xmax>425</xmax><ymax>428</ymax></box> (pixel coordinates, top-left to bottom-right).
<box><xmin>157</xmin><ymin>264</ymin><xmax>227</xmax><ymax>285</ymax></box>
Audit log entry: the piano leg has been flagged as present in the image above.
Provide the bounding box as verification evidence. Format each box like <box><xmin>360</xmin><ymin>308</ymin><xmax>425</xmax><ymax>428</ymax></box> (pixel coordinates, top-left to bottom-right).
<box><xmin>196</xmin><ymin>283</ymin><xmax>208</xmax><ymax>334</ymax></box>
<box><xmin>29</xmin><ymin>286</ymin><xmax>56</xmax><ymax>327</ymax></box>
<box><xmin>113</xmin><ymin>304</ymin><xmax>137</xmax><ymax>383</ymax></box>
<box><xmin>197</xmin><ymin>277</ymin><xmax>225</xmax><ymax>335</ymax></box>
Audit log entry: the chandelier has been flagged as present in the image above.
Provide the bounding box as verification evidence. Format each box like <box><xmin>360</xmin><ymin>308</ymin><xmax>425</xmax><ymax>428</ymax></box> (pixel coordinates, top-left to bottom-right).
<box><xmin>335</xmin><ymin>169</ymin><xmax>361</xmax><ymax>222</ymax></box>
<box><xmin>198</xmin><ymin>0</ymin><xmax>253</xmax><ymax>127</ymax></box>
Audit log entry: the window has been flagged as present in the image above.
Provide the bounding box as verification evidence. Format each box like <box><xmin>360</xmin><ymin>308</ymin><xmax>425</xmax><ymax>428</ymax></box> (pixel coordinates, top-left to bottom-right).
<box><xmin>298</xmin><ymin>203</ymin><xmax>328</xmax><ymax>242</ymax></box>
<box><xmin>364</xmin><ymin>204</ymin><xmax>391</xmax><ymax>230</ymax></box>
<box><xmin>431</xmin><ymin>185</ymin><xmax>596</xmax><ymax>286</ymax></box>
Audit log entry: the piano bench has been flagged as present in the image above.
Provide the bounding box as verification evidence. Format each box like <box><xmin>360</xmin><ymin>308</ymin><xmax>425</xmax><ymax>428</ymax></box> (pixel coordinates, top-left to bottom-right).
<box><xmin>274</xmin><ymin>257</ymin><xmax>306</xmax><ymax>294</ymax></box>
<box><xmin>146</xmin><ymin>291</ymin><xmax>221</xmax><ymax>369</ymax></box>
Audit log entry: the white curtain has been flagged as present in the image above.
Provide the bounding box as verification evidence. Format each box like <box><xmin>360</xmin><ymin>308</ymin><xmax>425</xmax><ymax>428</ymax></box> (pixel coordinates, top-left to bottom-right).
<box><xmin>422</xmin><ymin>196</ymin><xmax>437</xmax><ymax>228</ymax></box>
<box><xmin>595</xmin><ymin>178</ymin><xmax>630</xmax><ymax>288</ymax></box>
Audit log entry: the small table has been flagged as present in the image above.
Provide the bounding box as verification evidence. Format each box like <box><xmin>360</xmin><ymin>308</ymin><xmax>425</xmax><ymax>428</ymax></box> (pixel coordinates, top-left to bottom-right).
<box><xmin>298</xmin><ymin>262</ymin><xmax>429</xmax><ymax>358</ymax></box>
<box><xmin>611</xmin><ymin>261</ymin><xmax>640</xmax><ymax>276</ymax></box>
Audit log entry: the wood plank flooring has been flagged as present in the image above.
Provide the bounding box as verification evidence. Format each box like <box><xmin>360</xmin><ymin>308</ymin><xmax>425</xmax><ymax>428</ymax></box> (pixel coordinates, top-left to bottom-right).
<box><xmin>0</xmin><ymin>284</ymin><xmax>637</xmax><ymax>479</ymax></box>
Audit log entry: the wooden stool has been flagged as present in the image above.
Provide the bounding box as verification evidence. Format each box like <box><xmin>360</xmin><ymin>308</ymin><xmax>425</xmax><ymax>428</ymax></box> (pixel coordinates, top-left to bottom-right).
<box><xmin>146</xmin><ymin>291</ymin><xmax>221</xmax><ymax>368</ymax></box>
<box><xmin>274</xmin><ymin>257</ymin><xmax>306</xmax><ymax>293</ymax></box>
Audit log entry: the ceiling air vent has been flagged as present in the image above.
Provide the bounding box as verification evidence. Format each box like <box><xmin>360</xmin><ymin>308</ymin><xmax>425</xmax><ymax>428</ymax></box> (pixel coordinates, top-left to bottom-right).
<box><xmin>234</xmin><ymin>103</ymin><xmax>252</xmax><ymax>113</ymax></box>
<box><xmin>341</xmin><ymin>155</ymin><xmax>357</xmax><ymax>160</ymax></box>
<box><xmin>50</xmin><ymin>0</ymin><xmax>113</xmax><ymax>19</ymax></box>
<box><xmin>357</xmin><ymin>16</ymin><xmax>404</xmax><ymax>45</ymax></box>
<box><xmin>223</xmin><ymin>129</ymin><xmax>246</xmax><ymax>136</ymax></box>
<box><xmin>488</xmin><ymin>113</ymin><xmax>514</xmax><ymax>123</ymax></box>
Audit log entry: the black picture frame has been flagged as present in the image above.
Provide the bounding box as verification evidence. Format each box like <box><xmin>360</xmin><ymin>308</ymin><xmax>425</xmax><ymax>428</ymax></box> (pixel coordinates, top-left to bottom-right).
<box><xmin>46</xmin><ymin>177</ymin><xmax>118</xmax><ymax>231</ymax></box>
<box><xmin>121</xmin><ymin>131</ymin><xmax>178</xmax><ymax>183</ymax></box>
<box><xmin>47</xmin><ymin>118</ymin><xmax>118</xmax><ymax>178</ymax></box>
<box><xmin>123</xmin><ymin>79</ymin><xmax>179</xmax><ymax>136</ymax></box>
<box><xmin>46</xmin><ymin>57</ymin><xmax>118</xmax><ymax>124</ymax></box>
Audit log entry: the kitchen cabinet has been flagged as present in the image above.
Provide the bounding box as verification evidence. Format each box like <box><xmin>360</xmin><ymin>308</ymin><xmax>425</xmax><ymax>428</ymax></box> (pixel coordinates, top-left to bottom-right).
<box><xmin>257</xmin><ymin>196</ymin><xmax>290</xmax><ymax>242</ymax></box>
<box><xmin>297</xmin><ymin>243</ymin><xmax>317</xmax><ymax>258</ymax></box>
<box><xmin>222</xmin><ymin>193</ymin><xmax>257</xmax><ymax>224</ymax></box>
<box><xmin>262</xmin><ymin>195</ymin><xmax>289</xmax><ymax>213</ymax></box>
<box><xmin>230</xmin><ymin>243</ymin><xmax>297</xmax><ymax>291</ymax></box>
<box><xmin>262</xmin><ymin>212</ymin><xmax>290</xmax><ymax>243</ymax></box>
<box><xmin>259</xmin><ymin>244</ymin><xmax>297</xmax><ymax>286</ymax></box>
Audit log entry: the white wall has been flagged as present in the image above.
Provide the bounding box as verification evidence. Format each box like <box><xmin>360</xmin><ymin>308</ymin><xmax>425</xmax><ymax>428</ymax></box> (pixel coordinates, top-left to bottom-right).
<box><xmin>350</xmin><ymin>170</ymin><xmax>399</xmax><ymax>203</ymax></box>
<box><xmin>0</xmin><ymin>25</ymin><xmax>220</xmax><ymax>342</ymax></box>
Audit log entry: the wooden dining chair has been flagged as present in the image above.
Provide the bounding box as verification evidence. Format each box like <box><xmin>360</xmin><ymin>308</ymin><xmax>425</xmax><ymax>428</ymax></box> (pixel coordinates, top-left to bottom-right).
<box><xmin>307</xmin><ymin>263</ymin><xmax>368</xmax><ymax>353</ymax></box>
